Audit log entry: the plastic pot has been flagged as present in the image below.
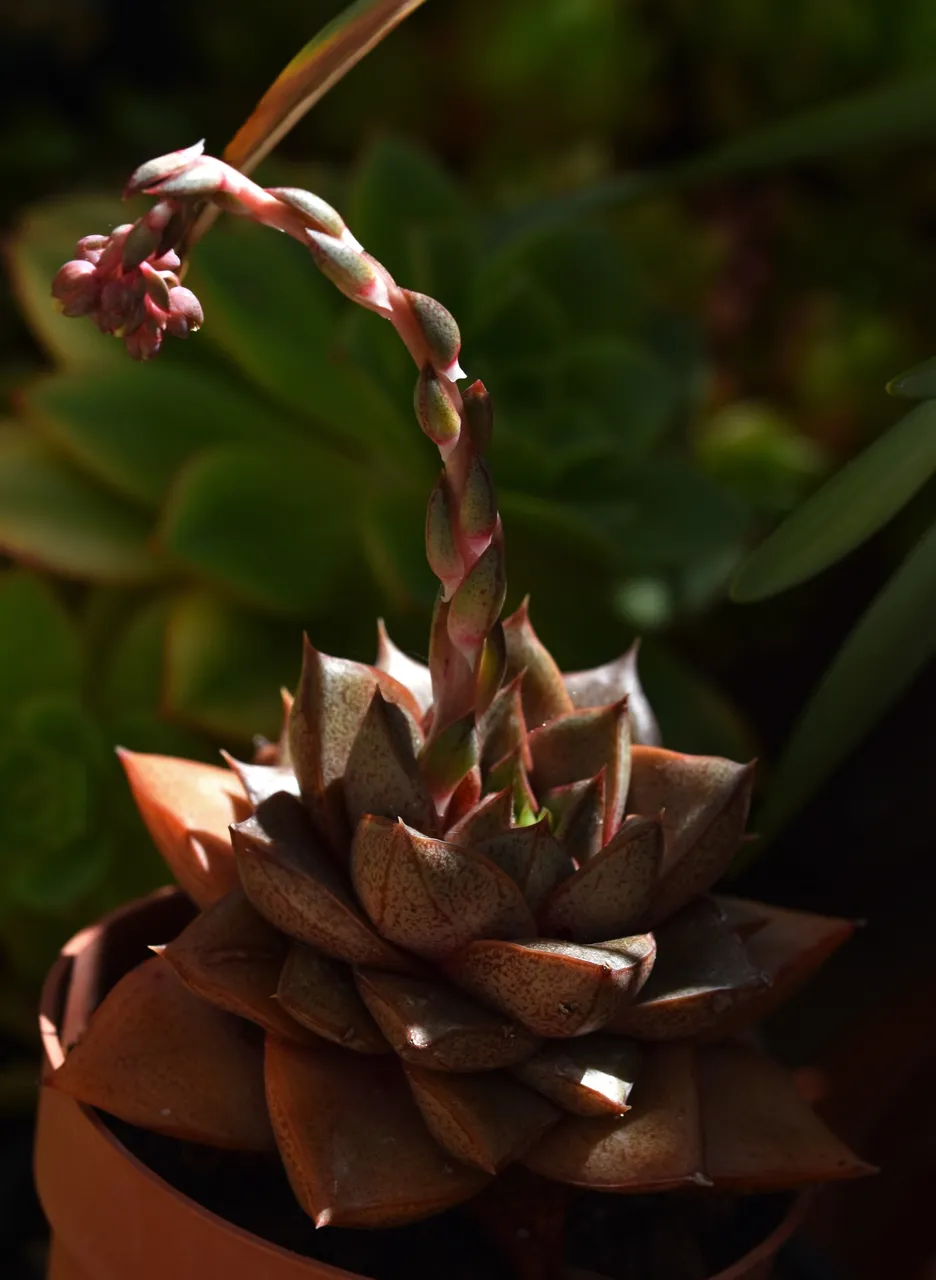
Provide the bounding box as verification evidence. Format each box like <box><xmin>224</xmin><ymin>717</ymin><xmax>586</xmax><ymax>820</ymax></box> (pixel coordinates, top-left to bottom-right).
<box><xmin>35</xmin><ymin>889</ymin><xmax>806</xmax><ymax>1280</ymax></box>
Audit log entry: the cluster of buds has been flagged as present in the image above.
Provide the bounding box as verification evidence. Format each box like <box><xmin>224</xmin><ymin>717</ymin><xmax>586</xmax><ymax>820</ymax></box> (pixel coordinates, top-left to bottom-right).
<box><xmin>53</xmin><ymin>142</ymin><xmax>503</xmax><ymax>795</ymax></box>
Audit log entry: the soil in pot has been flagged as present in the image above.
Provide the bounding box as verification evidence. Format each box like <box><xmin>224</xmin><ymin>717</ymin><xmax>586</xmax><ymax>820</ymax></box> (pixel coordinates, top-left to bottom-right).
<box><xmin>95</xmin><ymin>1109</ymin><xmax>792</xmax><ymax>1280</ymax></box>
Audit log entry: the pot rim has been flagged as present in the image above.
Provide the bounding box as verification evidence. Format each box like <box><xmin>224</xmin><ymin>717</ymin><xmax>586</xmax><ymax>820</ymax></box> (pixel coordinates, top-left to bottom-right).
<box><xmin>36</xmin><ymin>887</ymin><xmax>808</xmax><ymax>1280</ymax></box>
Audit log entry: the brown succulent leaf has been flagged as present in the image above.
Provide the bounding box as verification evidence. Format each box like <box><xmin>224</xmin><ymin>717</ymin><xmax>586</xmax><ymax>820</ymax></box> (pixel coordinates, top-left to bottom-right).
<box><xmin>117</xmin><ymin>750</ymin><xmax>243</xmax><ymax>908</ymax></box>
<box><xmin>706</xmin><ymin>896</ymin><xmax>855</xmax><ymax>1037</ymax></box>
<box><xmin>503</xmin><ymin>598</ymin><xmax>574</xmax><ymax>727</ymax></box>
<box><xmin>472</xmin><ymin>818</ymin><xmax>575</xmax><ymax>914</ymax></box>
<box><xmin>446</xmin><ymin>781</ymin><xmax>511</xmax><ymax>845</ymax></box>
<box><xmin>220</xmin><ymin>751</ymin><xmax>300</xmax><ymax>808</ymax></box>
<box><xmin>441</xmin><ymin>766</ymin><xmax>483</xmax><ymax>832</ymax></box>
<box><xmin>354</xmin><ymin>968</ymin><xmax>540</xmax><ymax>1071</ymax></box>
<box><xmin>486</xmin><ymin>747</ymin><xmax>539</xmax><ymax>819</ymax></box>
<box><xmin>478</xmin><ymin>672</ymin><xmax>531</xmax><ymax>774</ymax></box>
<box><xmin>160</xmin><ymin>889</ymin><xmax>315</xmax><ymax>1044</ymax></box>
<box><xmin>699</xmin><ymin>1042</ymin><xmax>874</xmax><ymax>1191</ymax></box>
<box><xmin>446</xmin><ymin>935</ymin><xmax>656</xmax><ymax>1038</ymax></box>
<box><xmin>232</xmin><ymin>793</ymin><xmax>417</xmax><ymax>974</ymax></box>
<box><xmin>629</xmin><ymin>747</ymin><xmax>756</xmax><ymax>926</ymax></box>
<box><xmin>375</xmin><ymin>619</ymin><xmax>433</xmax><ymax>716</ymax></box>
<box><xmin>343</xmin><ymin>689</ymin><xmax>436</xmax><ymax>832</ymax></box>
<box><xmin>523</xmin><ymin>1043</ymin><xmax>706</xmax><ymax>1190</ymax></box>
<box><xmin>539</xmin><ymin>815</ymin><xmax>664</xmax><ymax>943</ymax></box>
<box><xmin>513</xmin><ymin>1034</ymin><xmax>643</xmax><ymax>1117</ymax></box>
<box><xmin>529</xmin><ymin>701</ymin><xmax>630</xmax><ymax>844</ymax></box>
<box><xmin>288</xmin><ymin>638</ymin><xmax>422</xmax><ymax>849</ymax></box>
<box><xmin>405</xmin><ymin>1065</ymin><xmax>560</xmax><ymax>1174</ymax></box>
<box><xmin>351</xmin><ymin>816</ymin><xmax>536</xmax><ymax>960</ymax></box>
<box><xmin>51</xmin><ymin>957</ymin><xmax>273</xmax><ymax>1150</ymax></box>
<box><xmin>265</xmin><ymin>1038</ymin><xmax>489</xmax><ymax>1227</ymax></box>
<box><xmin>278</xmin><ymin>944</ymin><xmax>389</xmax><ymax>1053</ymax></box>
<box><xmin>609</xmin><ymin>899</ymin><xmax>767</xmax><ymax>1040</ymax></box>
<box><xmin>563</xmin><ymin>642</ymin><xmax>662</xmax><ymax>747</ymax></box>
<box><xmin>546</xmin><ymin>773</ymin><xmax>606</xmax><ymax>865</ymax></box>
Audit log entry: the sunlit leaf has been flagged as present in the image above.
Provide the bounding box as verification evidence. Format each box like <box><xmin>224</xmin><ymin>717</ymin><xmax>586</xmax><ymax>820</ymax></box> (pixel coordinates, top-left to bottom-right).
<box><xmin>761</xmin><ymin>520</ymin><xmax>936</xmax><ymax>833</ymax></box>
<box><xmin>731</xmin><ymin>400</ymin><xmax>936</xmax><ymax>601</ymax></box>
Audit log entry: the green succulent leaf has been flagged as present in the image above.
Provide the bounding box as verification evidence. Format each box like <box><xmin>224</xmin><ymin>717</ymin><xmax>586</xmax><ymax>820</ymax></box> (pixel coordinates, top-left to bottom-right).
<box><xmin>0</xmin><ymin>428</ymin><xmax>164</xmax><ymax>584</ymax></box>
<box><xmin>0</xmin><ymin>570</ymin><xmax>80</xmax><ymax>711</ymax></box>
<box><xmin>759</xmin><ymin>520</ymin><xmax>936</xmax><ymax>835</ymax></box>
<box><xmin>887</xmin><ymin>357</ymin><xmax>936</xmax><ymax>401</ymax></box>
<box><xmin>22</xmin><ymin>366</ymin><xmax>292</xmax><ymax>507</ymax></box>
<box><xmin>164</xmin><ymin>591</ymin><xmax>301</xmax><ymax>743</ymax></box>
<box><xmin>5</xmin><ymin>196</ymin><xmax>129</xmax><ymax>368</ymax></box>
<box><xmin>159</xmin><ymin>444</ymin><xmax>357</xmax><ymax>617</ymax></box>
<box><xmin>731</xmin><ymin>400</ymin><xmax>936</xmax><ymax>602</ymax></box>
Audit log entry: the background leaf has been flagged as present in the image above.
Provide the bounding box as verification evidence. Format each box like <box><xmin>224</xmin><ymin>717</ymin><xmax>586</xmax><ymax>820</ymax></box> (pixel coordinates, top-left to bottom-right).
<box><xmin>0</xmin><ymin>571</ymin><xmax>80</xmax><ymax>711</ymax></box>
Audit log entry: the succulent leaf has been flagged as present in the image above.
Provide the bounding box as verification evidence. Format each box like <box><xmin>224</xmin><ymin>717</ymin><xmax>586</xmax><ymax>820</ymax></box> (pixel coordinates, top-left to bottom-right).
<box><xmin>608</xmin><ymin>899</ymin><xmax>767</xmax><ymax>1040</ymax></box>
<box><xmin>117</xmin><ymin>750</ymin><xmax>244</xmax><ymax>908</ymax></box>
<box><xmin>405</xmin><ymin>1066</ymin><xmax>559</xmax><ymax>1174</ymax></box>
<box><xmin>277</xmin><ymin>944</ymin><xmax>389</xmax><ymax>1053</ymax></box>
<box><xmin>220</xmin><ymin>753</ymin><xmax>301</xmax><ymax>808</ymax></box>
<box><xmin>461</xmin><ymin>379</ymin><xmax>494</xmax><ymax>454</ymax></box>
<box><xmin>446</xmin><ymin>935</ymin><xmax>656</xmax><ymax>1038</ymax></box>
<box><xmin>440</xmin><ymin>766</ymin><xmax>483</xmax><ymax>831</ymax></box>
<box><xmin>159</xmin><ymin>889</ymin><xmax>317</xmax><ymax>1044</ymax></box>
<box><xmin>52</xmin><ymin>958</ymin><xmax>274</xmax><ymax>1151</ymax></box>
<box><xmin>375</xmin><ymin>620</ymin><xmax>433</xmax><ymax>715</ymax></box>
<box><xmin>523</xmin><ymin>1044</ymin><xmax>705</xmax><ymax>1191</ymax></box>
<box><xmin>529</xmin><ymin>700</ymin><xmax>631</xmax><ymax>844</ymax></box>
<box><xmin>447</xmin><ymin>535</ymin><xmax>507</xmax><ymax>657</ymax></box>
<box><xmin>563</xmin><ymin>642</ymin><xmax>662</xmax><ymax>747</ymax></box>
<box><xmin>354</xmin><ymin>968</ymin><xmax>541</xmax><ymax>1071</ymax></box>
<box><xmin>538</xmin><ymin>815</ymin><xmax>663</xmax><ymax>943</ymax></box>
<box><xmin>472</xmin><ymin>818</ymin><xmax>575</xmax><ymax>915</ymax></box>
<box><xmin>503</xmin><ymin>599</ymin><xmax>574</xmax><ymax>727</ymax></box>
<box><xmin>512</xmin><ymin>1035</ymin><xmax>643</xmax><ymax>1117</ymax></box>
<box><xmin>478</xmin><ymin>672</ymin><xmax>531</xmax><ymax>773</ymax></box>
<box><xmin>484</xmin><ymin>747</ymin><xmax>540</xmax><ymax>822</ymax></box>
<box><xmin>264</xmin><ymin>1040</ymin><xmax>489</xmax><ymax>1228</ymax></box>
<box><xmin>351</xmin><ymin>816</ymin><xmax>536</xmax><ymax>959</ymax></box>
<box><xmin>343</xmin><ymin>689</ymin><xmax>436</xmax><ymax>832</ymax></box>
<box><xmin>232</xmin><ymin>793</ymin><xmax>417</xmax><ymax>973</ymax></box>
<box><xmin>546</xmin><ymin>774</ymin><xmax>606</xmax><ymax>864</ymax></box>
<box><xmin>446</xmin><ymin>786</ymin><xmax>514</xmax><ymax>846</ymax></box>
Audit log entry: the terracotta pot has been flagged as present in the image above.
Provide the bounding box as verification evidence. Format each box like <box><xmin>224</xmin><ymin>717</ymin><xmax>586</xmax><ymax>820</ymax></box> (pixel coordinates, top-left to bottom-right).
<box><xmin>35</xmin><ymin>889</ymin><xmax>806</xmax><ymax>1280</ymax></box>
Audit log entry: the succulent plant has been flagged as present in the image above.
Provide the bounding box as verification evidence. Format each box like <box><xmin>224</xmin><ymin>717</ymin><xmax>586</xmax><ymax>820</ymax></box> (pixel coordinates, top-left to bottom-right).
<box><xmin>49</xmin><ymin>145</ymin><xmax>869</xmax><ymax>1247</ymax></box>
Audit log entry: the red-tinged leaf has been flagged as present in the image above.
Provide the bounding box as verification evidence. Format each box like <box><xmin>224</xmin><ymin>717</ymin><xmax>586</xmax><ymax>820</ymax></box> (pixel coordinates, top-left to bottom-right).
<box><xmin>405</xmin><ymin>1066</ymin><xmax>559</xmax><ymax>1174</ymax></box>
<box><xmin>351</xmin><ymin>816</ymin><xmax>536</xmax><ymax>960</ymax></box>
<box><xmin>118</xmin><ymin>750</ymin><xmax>244</xmax><ymax>908</ymax></box>
<box><xmin>264</xmin><ymin>1038</ymin><xmax>489</xmax><ymax>1227</ymax></box>
<box><xmin>278</xmin><ymin>944</ymin><xmax>389</xmax><ymax>1053</ymax></box>
<box><xmin>51</xmin><ymin>958</ymin><xmax>273</xmax><ymax>1151</ymax></box>
<box><xmin>220</xmin><ymin>752</ymin><xmax>300</xmax><ymax>808</ymax></box>
<box><xmin>513</xmin><ymin>1035</ymin><xmax>643</xmax><ymax>1117</ymax></box>
<box><xmin>545</xmin><ymin>775</ymin><xmax>606</xmax><ymax>864</ymax></box>
<box><xmin>375</xmin><ymin>619</ymin><xmax>433</xmax><ymax>716</ymax></box>
<box><xmin>232</xmin><ymin>793</ymin><xmax>416</xmax><ymax>973</ymax></box>
<box><xmin>441</xmin><ymin>766</ymin><xmax>483</xmax><ymax>832</ymax></box>
<box><xmin>479</xmin><ymin>673</ymin><xmax>531</xmax><ymax>773</ymax></box>
<box><xmin>446</xmin><ymin>787</ymin><xmax>514</xmax><ymax>845</ymax></box>
<box><xmin>609</xmin><ymin>899</ymin><xmax>767</xmax><ymax>1040</ymax></box>
<box><xmin>539</xmin><ymin>815</ymin><xmax>663</xmax><ymax>943</ymax></box>
<box><xmin>523</xmin><ymin>1043</ymin><xmax>706</xmax><ymax>1190</ymax></box>
<box><xmin>355</xmin><ymin>969</ymin><xmax>540</xmax><ymax>1071</ymax></box>
<box><xmin>563</xmin><ymin>642</ymin><xmax>662</xmax><ymax>747</ymax></box>
<box><xmin>160</xmin><ymin>890</ymin><xmax>315</xmax><ymax>1044</ymax></box>
<box><xmin>503</xmin><ymin>598</ymin><xmax>574</xmax><ymax>727</ymax></box>
<box><xmin>699</xmin><ymin>1043</ymin><xmax>873</xmax><ymax>1191</ymax></box>
<box><xmin>628</xmin><ymin>747</ymin><xmax>756</xmax><ymax>926</ymax></box>
<box><xmin>529</xmin><ymin>702</ymin><xmax>630</xmax><ymax>844</ymax></box>
<box><xmin>472</xmin><ymin>818</ymin><xmax>575</xmax><ymax>914</ymax></box>
<box><xmin>446</xmin><ymin>935</ymin><xmax>656</xmax><ymax>1039</ymax></box>
<box><xmin>343</xmin><ymin>689</ymin><xmax>436</xmax><ymax>832</ymax></box>
<box><xmin>708</xmin><ymin>897</ymin><xmax>855</xmax><ymax>1035</ymax></box>
<box><xmin>288</xmin><ymin>638</ymin><xmax>423</xmax><ymax>850</ymax></box>
<box><xmin>486</xmin><ymin>747</ymin><xmax>539</xmax><ymax>819</ymax></box>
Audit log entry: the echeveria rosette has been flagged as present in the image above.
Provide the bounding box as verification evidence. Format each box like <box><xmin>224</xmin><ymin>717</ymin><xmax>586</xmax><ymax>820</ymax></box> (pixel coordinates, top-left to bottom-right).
<box><xmin>49</xmin><ymin>145</ymin><xmax>870</xmax><ymax>1233</ymax></box>
<box><xmin>52</xmin><ymin>613</ymin><xmax>870</xmax><ymax>1228</ymax></box>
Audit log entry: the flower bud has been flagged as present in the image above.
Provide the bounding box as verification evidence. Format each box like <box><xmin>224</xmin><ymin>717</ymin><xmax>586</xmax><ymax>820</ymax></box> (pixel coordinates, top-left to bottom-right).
<box><xmin>305</xmin><ymin>230</ymin><xmax>390</xmax><ymax>312</ymax></box>
<box><xmin>124</xmin><ymin>320</ymin><xmax>163</xmax><ymax>361</ymax></box>
<box><xmin>414</xmin><ymin>364</ymin><xmax>461</xmax><ymax>452</ymax></box>
<box><xmin>141</xmin><ymin>264</ymin><xmax>172</xmax><ymax>313</ymax></box>
<box><xmin>122</xmin><ymin>219</ymin><xmax>163</xmax><ymax>272</ymax></box>
<box><xmin>51</xmin><ymin>260</ymin><xmax>100</xmax><ymax>317</ymax></box>
<box><xmin>458</xmin><ymin>454</ymin><xmax>497</xmax><ymax>548</ymax></box>
<box><xmin>151</xmin><ymin>249</ymin><xmax>182</xmax><ymax>273</ymax></box>
<box><xmin>403</xmin><ymin>291</ymin><xmax>464</xmax><ymax>380</ymax></box>
<box><xmin>95</xmin><ymin>226</ymin><xmax>134</xmax><ymax>277</ymax></box>
<box><xmin>74</xmin><ymin>234</ymin><xmax>109</xmax><ymax>264</ymax></box>
<box><xmin>165</xmin><ymin>287</ymin><xmax>204</xmax><ymax>338</ymax></box>
<box><xmin>98</xmin><ymin>280</ymin><xmax>136</xmax><ymax>333</ymax></box>
<box><xmin>144</xmin><ymin>156</ymin><xmax>225</xmax><ymax>199</ymax></box>
<box><xmin>462</xmin><ymin>380</ymin><xmax>493</xmax><ymax>454</ymax></box>
<box><xmin>425</xmin><ymin>472</ymin><xmax>464</xmax><ymax>600</ymax></box>
<box><xmin>123</xmin><ymin>140</ymin><xmax>206</xmax><ymax>197</ymax></box>
<box><xmin>447</xmin><ymin>535</ymin><xmax>507</xmax><ymax>658</ymax></box>
<box><xmin>268</xmin><ymin>188</ymin><xmax>353</xmax><ymax>244</ymax></box>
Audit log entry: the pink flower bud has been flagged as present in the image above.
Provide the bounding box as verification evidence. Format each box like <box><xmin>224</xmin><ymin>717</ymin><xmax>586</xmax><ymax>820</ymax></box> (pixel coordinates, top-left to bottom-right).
<box><xmin>95</xmin><ymin>225</ymin><xmax>134</xmax><ymax>276</ymax></box>
<box><xmin>165</xmin><ymin>287</ymin><xmax>204</xmax><ymax>338</ymax></box>
<box><xmin>52</xmin><ymin>259</ymin><xmax>100</xmax><ymax>316</ymax></box>
<box><xmin>124</xmin><ymin>320</ymin><xmax>163</xmax><ymax>361</ymax></box>
<box><xmin>151</xmin><ymin>249</ymin><xmax>182</xmax><ymax>272</ymax></box>
<box><xmin>123</xmin><ymin>140</ymin><xmax>206</xmax><ymax>198</ymax></box>
<box><xmin>98</xmin><ymin>280</ymin><xmax>137</xmax><ymax>334</ymax></box>
<box><xmin>74</xmin><ymin>235</ymin><xmax>109</xmax><ymax>264</ymax></box>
